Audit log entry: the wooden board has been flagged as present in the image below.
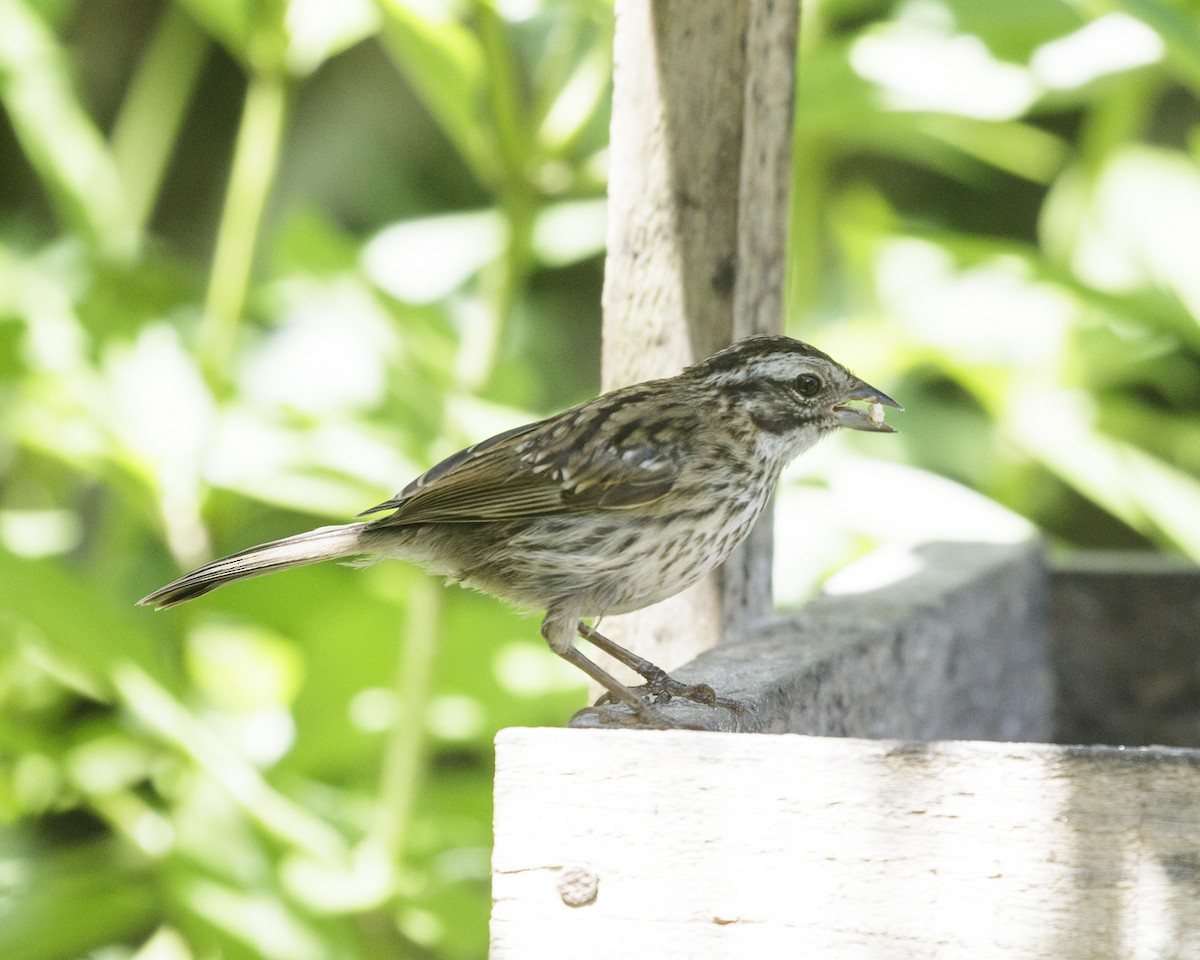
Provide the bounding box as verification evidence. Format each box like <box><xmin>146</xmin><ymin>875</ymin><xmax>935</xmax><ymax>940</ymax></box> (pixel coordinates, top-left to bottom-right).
<box><xmin>492</xmin><ymin>728</ymin><xmax>1200</xmax><ymax>959</ymax></box>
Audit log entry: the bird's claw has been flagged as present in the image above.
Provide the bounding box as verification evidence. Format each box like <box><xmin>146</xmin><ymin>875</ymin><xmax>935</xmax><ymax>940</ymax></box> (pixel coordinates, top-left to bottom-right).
<box><xmin>593</xmin><ymin>675</ymin><xmax>737</xmax><ymax>711</ymax></box>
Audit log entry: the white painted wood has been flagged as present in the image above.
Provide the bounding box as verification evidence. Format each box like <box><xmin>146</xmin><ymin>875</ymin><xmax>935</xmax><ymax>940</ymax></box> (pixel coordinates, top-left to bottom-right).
<box><xmin>492</xmin><ymin>728</ymin><xmax>1200</xmax><ymax>959</ymax></box>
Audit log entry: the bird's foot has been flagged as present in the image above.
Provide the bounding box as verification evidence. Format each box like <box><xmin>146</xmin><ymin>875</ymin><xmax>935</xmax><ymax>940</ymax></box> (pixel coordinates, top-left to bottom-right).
<box><xmin>594</xmin><ymin>669</ymin><xmax>741</xmax><ymax>711</ymax></box>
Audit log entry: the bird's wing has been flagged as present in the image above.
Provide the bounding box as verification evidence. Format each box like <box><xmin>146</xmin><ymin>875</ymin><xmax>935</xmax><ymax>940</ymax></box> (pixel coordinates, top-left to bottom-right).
<box><xmin>356</xmin><ymin>419</ymin><xmax>552</xmax><ymax>517</ymax></box>
<box><xmin>364</xmin><ymin>394</ymin><xmax>689</xmax><ymax>526</ymax></box>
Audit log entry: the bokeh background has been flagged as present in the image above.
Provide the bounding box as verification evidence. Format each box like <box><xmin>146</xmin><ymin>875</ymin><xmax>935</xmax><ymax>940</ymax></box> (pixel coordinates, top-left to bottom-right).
<box><xmin>2</xmin><ymin>0</ymin><xmax>1199</xmax><ymax>957</ymax></box>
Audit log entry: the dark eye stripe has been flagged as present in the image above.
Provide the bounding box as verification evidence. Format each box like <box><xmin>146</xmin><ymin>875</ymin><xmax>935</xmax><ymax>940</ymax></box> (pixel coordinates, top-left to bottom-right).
<box><xmin>750</xmin><ymin>406</ymin><xmax>816</xmax><ymax>434</ymax></box>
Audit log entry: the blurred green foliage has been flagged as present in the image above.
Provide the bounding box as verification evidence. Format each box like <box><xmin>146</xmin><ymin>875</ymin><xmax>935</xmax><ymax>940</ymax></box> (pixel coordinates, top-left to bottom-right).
<box><xmin>1</xmin><ymin>0</ymin><xmax>608</xmax><ymax>957</ymax></box>
<box><xmin>773</xmin><ymin>0</ymin><xmax>1200</xmax><ymax>597</ymax></box>
<box><xmin>0</xmin><ymin>0</ymin><xmax>1198</xmax><ymax>957</ymax></box>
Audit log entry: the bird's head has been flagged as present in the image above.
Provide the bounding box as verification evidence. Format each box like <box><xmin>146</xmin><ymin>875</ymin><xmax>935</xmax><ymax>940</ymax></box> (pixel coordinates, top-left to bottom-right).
<box><xmin>688</xmin><ymin>335</ymin><xmax>902</xmax><ymax>455</ymax></box>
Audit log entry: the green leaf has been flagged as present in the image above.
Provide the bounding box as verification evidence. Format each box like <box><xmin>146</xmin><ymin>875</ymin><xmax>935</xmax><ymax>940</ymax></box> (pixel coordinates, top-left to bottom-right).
<box><xmin>1007</xmin><ymin>388</ymin><xmax>1200</xmax><ymax>558</ymax></box>
<box><xmin>111</xmin><ymin>5</ymin><xmax>210</xmax><ymax>232</ymax></box>
<box><xmin>949</xmin><ymin>0</ymin><xmax>1084</xmax><ymax>61</ymax></box>
<box><xmin>0</xmin><ymin>835</ymin><xmax>157</xmax><ymax>960</ymax></box>
<box><xmin>173</xmin><ymin>0</ymin><xmax>287</xmax><ymax>72</ymax></box>
<box><xmin>376</xmin><ymin>0</ymin><xmax>494</xmax><ymax>186</ymax></box>
<box><xmin>0</xmin><ymin>548</ymin><xmax>170</xmax><ymax>693</ymax></box>
<box><xmin>1098</xmin><ymin>0</ymin><xmax>1200</xmax><ymax>94</ymax></box>
<box><xmin>283</xmin><ymin>0</ymin><xmax>380</xmax><ymax>75</ymax></box>
<box><xmin>0</xmin><ymin>0</ymin><xmax>135</xmax><ymax>256</ymax></box>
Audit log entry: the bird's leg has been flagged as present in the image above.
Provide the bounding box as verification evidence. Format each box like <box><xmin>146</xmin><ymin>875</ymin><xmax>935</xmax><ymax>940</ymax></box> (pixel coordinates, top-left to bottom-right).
<box><xmin>575</xmin><ymin>620</ymin><xmax>735</xmax><ymax>709</ymax></box>
<box><xmin>540</xmin><ymin>613</ymin><xmax>648</xmax><ymax>713</ymax></box>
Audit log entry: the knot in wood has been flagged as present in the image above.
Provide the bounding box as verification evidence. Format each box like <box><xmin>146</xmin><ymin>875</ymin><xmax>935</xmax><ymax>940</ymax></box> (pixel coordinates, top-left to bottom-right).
<box><xmin>557</xmin><ymin>865</ymin><xmax>599</xmax><ymax>907</ymax></box>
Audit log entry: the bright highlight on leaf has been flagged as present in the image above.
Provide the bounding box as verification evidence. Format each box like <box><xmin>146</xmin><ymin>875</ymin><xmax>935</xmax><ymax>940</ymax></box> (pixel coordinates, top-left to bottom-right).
<box><xmin>851</xmin><ymin>23</ymin><xmax>1038</xmax><ymax>119</ymax></box>
<box><xmin>1031</xmin><ymin>13</ymin><xmax>1164</xmax><ymax>89</ymax></box>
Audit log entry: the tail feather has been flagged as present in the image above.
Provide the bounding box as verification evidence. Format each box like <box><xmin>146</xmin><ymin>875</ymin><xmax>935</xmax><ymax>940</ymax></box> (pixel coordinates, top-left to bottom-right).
<box><xmin>138</xmin><ymin>522</ymin><xmax>370</xmax><ymax>610</ymax></box>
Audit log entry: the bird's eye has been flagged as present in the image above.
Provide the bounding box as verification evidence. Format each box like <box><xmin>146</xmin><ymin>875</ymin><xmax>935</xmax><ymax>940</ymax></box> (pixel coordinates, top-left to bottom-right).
<box><xmin>793</xmin><ymin>373</ymin><xmax>823</xmax><ymax>397</ymax></box>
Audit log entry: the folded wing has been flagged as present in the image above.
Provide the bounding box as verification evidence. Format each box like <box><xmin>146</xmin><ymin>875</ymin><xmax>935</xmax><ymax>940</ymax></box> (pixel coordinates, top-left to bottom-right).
<box><xmin>361</xmin><ymin>400</ymin><xmax>688</xmax><ymax>526</ymax></box>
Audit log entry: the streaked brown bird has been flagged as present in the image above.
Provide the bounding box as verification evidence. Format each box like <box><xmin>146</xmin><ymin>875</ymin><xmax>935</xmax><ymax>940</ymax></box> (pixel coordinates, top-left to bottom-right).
<box><xmin>140</xmin><ymin>335</ymin><xmax>901</xmax><ymax>712</ymax></box>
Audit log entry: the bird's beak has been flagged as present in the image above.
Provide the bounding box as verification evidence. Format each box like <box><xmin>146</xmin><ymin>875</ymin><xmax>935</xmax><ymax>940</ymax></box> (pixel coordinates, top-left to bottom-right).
<box><xmin>833</xmin><ymin>379</ymin><xmax>903</xmax><ymax>433</ymax></box>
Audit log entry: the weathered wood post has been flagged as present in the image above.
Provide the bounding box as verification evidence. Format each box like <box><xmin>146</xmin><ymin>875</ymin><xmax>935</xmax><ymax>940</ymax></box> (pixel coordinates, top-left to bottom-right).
<box><xmin>596</xmin><ymin>0</ymin><xmax>798</xmax><ymax>680</ymax></box>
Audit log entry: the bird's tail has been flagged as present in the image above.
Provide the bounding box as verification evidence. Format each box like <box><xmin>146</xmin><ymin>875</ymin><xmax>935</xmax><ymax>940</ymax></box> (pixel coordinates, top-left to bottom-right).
<box><xmin>138</xmin><ymin>522</ymin><xmax>372</xmax><ymax>610</ymax></box>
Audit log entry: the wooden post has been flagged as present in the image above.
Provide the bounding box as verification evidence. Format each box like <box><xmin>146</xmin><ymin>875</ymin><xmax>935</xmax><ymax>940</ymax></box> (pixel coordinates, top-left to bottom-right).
<box><xmin>599</xmin><ymin>0</ymin><xmax>799</xmax><ymax>680</ymax></box>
